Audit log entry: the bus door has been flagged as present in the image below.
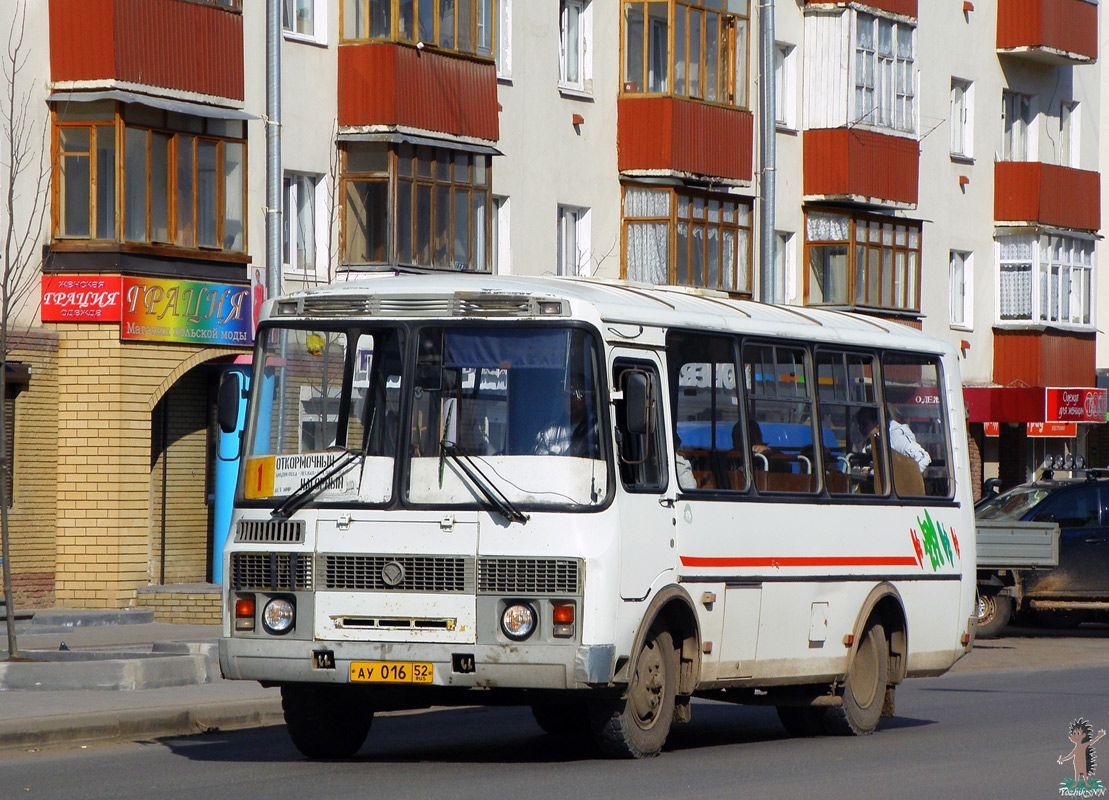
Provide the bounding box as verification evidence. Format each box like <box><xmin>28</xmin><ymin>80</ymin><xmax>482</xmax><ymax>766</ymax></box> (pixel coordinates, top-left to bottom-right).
<box><xmin>612</xmin><ymin>354</ymin><xmax>675</xmax><ymax>601</ymax></box>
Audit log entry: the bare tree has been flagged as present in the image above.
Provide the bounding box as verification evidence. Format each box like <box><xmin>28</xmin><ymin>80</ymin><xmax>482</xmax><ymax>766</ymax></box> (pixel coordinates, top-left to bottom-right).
<box><xmin>1</xmin><ymin>0</ymin><xmax>50</xmax><ymax>659</ymax></box>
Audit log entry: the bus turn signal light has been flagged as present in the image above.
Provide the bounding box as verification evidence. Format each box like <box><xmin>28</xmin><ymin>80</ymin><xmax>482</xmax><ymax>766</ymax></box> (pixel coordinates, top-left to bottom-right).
<box><xmin>553</xmin><ymin>604</ymin><xmax>574</xmax><ymax>638</ymax></box>
<box><xmin>235</xmin><ymin>595</ymin><xmax>256</xmax><ymax>631</ymax></box>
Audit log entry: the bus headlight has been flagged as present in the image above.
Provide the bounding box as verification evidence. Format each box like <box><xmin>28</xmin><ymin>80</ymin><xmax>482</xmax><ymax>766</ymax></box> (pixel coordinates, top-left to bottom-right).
<box><xmin>262</xmin><ymin>597</ymin><xmax>296</xmax><ymax>635</ymax></box>
<box><xmin>500</xmin><ymin>603</ymin><xmax>536</xmax><ymax>641</ymax></box>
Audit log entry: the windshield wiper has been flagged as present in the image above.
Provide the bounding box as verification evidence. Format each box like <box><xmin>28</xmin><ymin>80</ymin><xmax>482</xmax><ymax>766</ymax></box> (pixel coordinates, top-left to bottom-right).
<box><xmin>274</xmin><ymin>447</ymin><xmax>363</xmax><ymax>519</ymax></box>
<box><xmin>440</xmin><ymin>441</ymin><xmax>529</xmax><ymax>525</ymax></box>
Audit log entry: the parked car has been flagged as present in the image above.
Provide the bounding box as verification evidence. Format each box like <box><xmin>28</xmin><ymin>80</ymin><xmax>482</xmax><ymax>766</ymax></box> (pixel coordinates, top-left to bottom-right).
<box><xmin>974</xmin><ymin>469</ymin><xmax>1109</xmax><ymax>637</ymax></box>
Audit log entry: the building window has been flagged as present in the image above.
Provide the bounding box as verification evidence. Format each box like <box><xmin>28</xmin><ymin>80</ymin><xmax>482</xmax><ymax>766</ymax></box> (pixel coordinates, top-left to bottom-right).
<box><xmin>341</xmin><ymin>142</ymin><xmax>491</xmax><ymax>271</ymax></box>
<box><xmin>804</xmin><ymin>209</ymin><xmax>921</xmax><ymax>313</ymax></box>
<box><xmin>1060</xmin><ymin>100</ymin><xmax>1079</xmax><ymax>168</ymax></box>
<box><xmin>950</xmin><ymin>250</ymin><xmax>972</xmax><ymax>329</ymax></box>
<box><xmin>623</xmin><ymin>184</ymin><xmax>752</xmax><ymax>293</ymax></box>
<box><xmin>557</xmin><ymin>205</ymin><xmax>590</xmax><ymax>276</ymax></box>
<box><xmin>950</xmin><ymin>78</ymin><xmax>972</xmax><ymax>159</ymax></box>
<box><xmin>492</xmin><ymin>195</ymin><xmax>509</xmax><ymax>273</ymax></box>
<box><xmin>496</xmin><ymin>0</ymin><xmax>511</xmax><ymax>77</ymax></box>
<box><xmin>559</xmin><ymin>0</ymin><xmax>591</xmax><ymax>92</ymax></box>
<box><xmin>54</xmin><ymin>108</ymin><xmax>246</xmax><ymax>254</ymax></box>
<box><xmin>997</xmin><ymin>233</ymin><xmax>1093</xmax><ymax>327</ymax></box>
<box><xmin>774</xmin><ymin>230</ymin><xmax>793</xmax><ymax>304</ymax></box>
<box><xmin>284</xmin><ymin>173</ymin><xmax>325</xmax><ymax>278</ymax></box>
<box><xmin>854</xmin><ymin>12</ymin><xmax>915</xmax><ymax>133</ymax></box>
<box><xmin>622</xmin><ymin>0</ymin><xmax>750</xmax><ymax>108</ymax></box>
<box><xmin>1002</xmin><ymin>90</ymin><xmax>1033</xmax><ymax>162</ymax></box>
<box><xmin>284</xmin><ymin>0</ymin><xmax>326</xmax><ymax>41</ymax></box>
<box><xmin>342</xmin><ymin>0</ymin><xmax>496</xmax><ymax>58</ymax></box>
<box><xmin>774</xmin><ymin>42</ymin><xmax>795</xmax><ymax>129</ymax></box>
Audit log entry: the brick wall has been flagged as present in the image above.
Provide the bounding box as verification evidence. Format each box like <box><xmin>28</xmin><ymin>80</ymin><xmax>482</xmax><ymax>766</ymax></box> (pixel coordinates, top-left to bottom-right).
<box><xmin>53</xmin><ymin>324</ymin><xmax>245</xmax><ymax>608</ymax></box>
<box><xmin>134</xmin><ymin>587</ymin><xmax>221</xmax><ymax>625</ymax></box>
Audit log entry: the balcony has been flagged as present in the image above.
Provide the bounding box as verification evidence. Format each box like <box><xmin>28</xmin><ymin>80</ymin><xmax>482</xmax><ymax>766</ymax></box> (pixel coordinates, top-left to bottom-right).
<box><xmin>804</xmin><ymin>0</ymin><xmax>916</xmax><ymax>16</ymax></box>
<box><xmin>48</xmin><ymin>0</ymin><xmax>243</xmax><ymax>102</ymax></box>
<box><xmin>997</xmin><ymin>0</ymin><xmax>1098</xmax><ymax>64</ymax></box>
<box><xmin>338</xmin><ymin>44</ymin><xmax>498</xmax><ymax>143</ymax></box>
<box><xmin>617</xmin><ymin>97</ymin><xmax>754</xmax><ymax>183</ymax></box>
<box><xmin>993</xmin><ymin>328</ymin><xmax>1095</xmax><ymax>388</ymax></box>
<box><xmin>803</xmin><ymin>128</ymin><xmax>919</xmax><ymax>208</ymax></box>
<box><xmin>994</xmin><ymin>162</ymin><xmax>1100</xmax><ymax>231</ymax></box>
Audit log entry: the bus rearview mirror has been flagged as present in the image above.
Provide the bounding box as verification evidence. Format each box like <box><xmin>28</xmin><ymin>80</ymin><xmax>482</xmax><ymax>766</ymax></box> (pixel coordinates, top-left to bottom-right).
<box><xmin>217</xmin><ymin>371</ymin><xmax>244</xmax><ymax>434</ymax></box>
<box><xmin>623</xmin><ymin>370</ymin><xmax>650</xmax><ymax>436</ymax></box>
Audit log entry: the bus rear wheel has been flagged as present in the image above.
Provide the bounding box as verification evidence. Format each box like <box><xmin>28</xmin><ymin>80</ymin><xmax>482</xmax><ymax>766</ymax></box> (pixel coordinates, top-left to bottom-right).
<box><xmin>819</xmin><ymin>622</ymin><xmax>888</xmax><ymax>736</ymax></box>
<box><xmin>589</xmin><ymin>628</ymin><xmax>678</xmax><ymax>758</ymax></box>
<box><xmin>281</xmin><ymin>684</ymin><xmax>374</xmax><ymax>759</ymax></box>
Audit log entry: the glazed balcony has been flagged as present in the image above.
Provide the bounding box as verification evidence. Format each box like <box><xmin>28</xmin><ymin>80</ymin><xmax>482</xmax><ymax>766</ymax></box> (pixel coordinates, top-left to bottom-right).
<box><xmin>994</xmin><ymin>162</ymin><xmax>1101</xmax><ymax>231</ymax></box>
<box><xmin>339</xmin><ymin>43</ymin><xmax>499</xmax><ymax>142</ymax></box>
<box><xmin>49</xmin><ymin>0</ymin><xmax>244</xmax><ymax>102</ymax></box>
<box><xmin>804</xmin><ymin>0</ymin><xmax>916</xmax><ymax>16</ymax></box>
<box><xmin>803</xmin><ymin>128</ymin><xmax>919</xmax><ymax>208</ymax></box>
<box><xmin>617</xmin><ymin>97</ymin><xmax>754</xmax><ymax>183</ymax></box>
<box><xmin>997</xmin><ymin>0</ymin><xmax>1098</xmax><ymax>64</ymax></box>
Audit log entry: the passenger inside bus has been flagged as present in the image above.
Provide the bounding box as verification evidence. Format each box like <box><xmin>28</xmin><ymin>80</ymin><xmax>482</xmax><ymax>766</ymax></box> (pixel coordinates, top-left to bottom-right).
<box><xmin>855</xmin><ymin>407</ymin><xmax>931</xmax><ymax>473</ymax></box>
<box><xmin>532</xmin><ymin>380</ymin><xmax>600</xmax><ymax>458</ymax></box>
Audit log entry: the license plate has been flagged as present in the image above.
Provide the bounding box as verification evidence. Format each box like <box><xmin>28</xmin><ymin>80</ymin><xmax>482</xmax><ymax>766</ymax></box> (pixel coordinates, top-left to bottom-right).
<box><xmin>349</xmin><ymin>661</ymin><xmax>434</xmax><ymax>684</ymax></box>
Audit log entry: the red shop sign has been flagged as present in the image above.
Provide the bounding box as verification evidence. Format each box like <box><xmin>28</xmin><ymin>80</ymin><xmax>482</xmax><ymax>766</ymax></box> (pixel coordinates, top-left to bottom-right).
<box><xmin>1027</xmin><ymin>422</ymin><xmax>1078</xmax><ymax>438</ymax></box>
<box><xmin>1044</xmin><ymin>387</ymin><xmax>1107</xmax><ymax>424</ymax></box>
<box><xmin>41</xmin><ymin>275</ymin><xmax>122</xmax><ymax>322</ymax></box>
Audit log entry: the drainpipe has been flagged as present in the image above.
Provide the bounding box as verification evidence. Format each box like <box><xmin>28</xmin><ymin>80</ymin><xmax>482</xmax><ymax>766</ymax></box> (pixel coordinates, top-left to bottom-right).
<box><xmin>758</xmin><ymin>0</ymin><xmax>777</xmax><ymax>304</ymax></box>
<box><xmin>266</xmin><ymin>0</ymin><xmax>283</xmax><ymax>301</ymax></box>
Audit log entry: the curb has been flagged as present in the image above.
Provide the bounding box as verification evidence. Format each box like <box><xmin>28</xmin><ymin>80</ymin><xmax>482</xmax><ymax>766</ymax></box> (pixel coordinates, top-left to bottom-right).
<box><xmin>0</xmin><ymin>698</ymin><xmax>286</xmax><ymax>750</ymax></box>
<box><xmin>0</xmin><ymin>645</ymin><xmax>219</xmax><ymax>691</ymax></box>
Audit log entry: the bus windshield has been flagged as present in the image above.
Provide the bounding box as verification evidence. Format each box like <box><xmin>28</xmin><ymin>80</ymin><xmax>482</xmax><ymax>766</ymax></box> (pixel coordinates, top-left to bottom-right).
<box><xmin>240</xmin><ymin>323</ymin><xmax>609</xmax><ymax>511</ymax></box>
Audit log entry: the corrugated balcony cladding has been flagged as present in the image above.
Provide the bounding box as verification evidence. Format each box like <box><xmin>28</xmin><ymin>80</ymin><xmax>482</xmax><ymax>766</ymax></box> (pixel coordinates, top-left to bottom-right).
<box><xmin>994</xmin><ymin>163</ymin><xmax>1101</xmax><ymax>232</ymax></box>
<box><xmin>339</xmin><ymin>43</ymin><xmax>499</xmax><ymax>142</ymax></box>
<box><xmin>997</xmin><ymin>0</ymin><xmax>1098</xmax><ymax>62</ymax></box>
<box><xmin>617</xmin><ymin>97</ymin><xmax>754</xmax><ymax>183</ymax></box>
<box><xmin>805</xmin><ymin>0</ymin><xmax>916</xmax><ymax>17</ymax></box>
<box><xmin>803</xmin><ymin>128</ymin><xmax>919</xmax><ymax>207</ymax></box>
<box><xmin>49</xmin><ymin>0</ymin><xmax>244</xmax><ymax>102</ymax></box>
<box><xmin>993</xmin><ymin>329</ymin><xmax>1096</xmax><ymax>389</ymax></box>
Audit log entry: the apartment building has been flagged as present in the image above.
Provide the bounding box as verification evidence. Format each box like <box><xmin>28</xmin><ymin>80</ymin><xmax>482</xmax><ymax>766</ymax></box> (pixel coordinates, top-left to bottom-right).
<box><xmin>0</xmin><ymin>0</ymin><xmax>1101</xmax><ymax>610</ymax></box>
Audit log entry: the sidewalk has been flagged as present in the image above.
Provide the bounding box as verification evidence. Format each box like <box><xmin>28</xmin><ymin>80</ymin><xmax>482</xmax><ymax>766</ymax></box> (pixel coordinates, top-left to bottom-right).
<box><xmin>0</xmin><ymin>610</ymin><xmax>283</xmax><ymax>750</ymax></box>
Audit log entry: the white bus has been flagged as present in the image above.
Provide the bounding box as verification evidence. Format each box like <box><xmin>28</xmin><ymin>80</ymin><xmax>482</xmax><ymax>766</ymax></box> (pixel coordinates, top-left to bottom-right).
<box><xmin>218</xmin><ymin>274</ymin><xmax>975</xmax><ymax>759</ymax></box>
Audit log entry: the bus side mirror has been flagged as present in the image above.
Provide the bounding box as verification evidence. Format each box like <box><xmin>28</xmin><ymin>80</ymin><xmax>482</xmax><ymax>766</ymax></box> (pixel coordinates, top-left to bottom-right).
<box><xmin>217</xmin><ymin>371</ymin><xmax>244</xmax><ymax>434</ymax></box>
<box><xmin>623</xmin><ymin>370</ymin><xmax>650</xmax><ymax>436</ymax></box>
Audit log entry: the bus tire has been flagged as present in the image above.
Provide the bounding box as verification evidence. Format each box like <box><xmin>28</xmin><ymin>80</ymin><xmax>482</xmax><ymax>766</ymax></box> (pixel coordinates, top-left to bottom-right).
<box><xmin>819</xmin><ymin>622</ymin><xmax>888</xmax><ymax>736</ymax></box>
<box><xmin>589</xmin><ymin>628</ymin><xmax>678</xmax><ymax>758</ymax></box>
<box><xmin>975</xmin><ymin>590</ymin><xmax>1012</xmax><ymax>639</ymax></box>
<box><xmin>281</xmin><ymin>684</ymin><xmax>374</xmax><ymax>759</ymax></box>
<box><xmin>776</xmin><ymin>706</ymin><xmax>824</xmax><ymax>738</ymax></box>
<box><xmin>530</xmin><ymin>702</ymin><xmax>590</xmax><ymax>736</ymax></box>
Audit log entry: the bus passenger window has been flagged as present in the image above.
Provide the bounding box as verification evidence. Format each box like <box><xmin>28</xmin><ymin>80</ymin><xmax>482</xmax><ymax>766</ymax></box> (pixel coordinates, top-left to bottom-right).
<box><xmin>881</xmin><ymin>354</ymin><xmax>952</xmax><ymax>498</ymax></box>
<box><xmin>743</xmin><ymin>343</ymin><xmax>820</xmax><ymax>494</ymax></box>
<box><xmin>814</xmin><ymin>350</ymin><xmax>883</xmax><ymax>496</ymax></box>
<box><xmin>666</xmin><ymin>333</ymin><xmax>744</xmax><ymax>492</ymax></box>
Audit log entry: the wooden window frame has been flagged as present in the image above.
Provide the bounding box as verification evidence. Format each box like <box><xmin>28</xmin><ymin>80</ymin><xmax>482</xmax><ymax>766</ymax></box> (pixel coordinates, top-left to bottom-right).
<box><xmin>340</xmin><ymin>0</ymin><xmax>497</xmax><ymax>60</ymax></box>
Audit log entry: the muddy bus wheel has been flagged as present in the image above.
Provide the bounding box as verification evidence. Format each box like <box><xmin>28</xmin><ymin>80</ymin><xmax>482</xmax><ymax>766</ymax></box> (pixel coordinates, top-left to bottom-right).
<box><xmin>281</xmin><ymin>684</ymin><xmax>374</xmax><ymax>759</ymax></box>
<box><xmin>819</xmin><ymin>622</ymin><xmax>888</xmax><ymax>736</ymax></box>
<box><xmin>975</xmin><ymin>591</ymin><xmax>1012</xmax><ymax>639</ymax></box>
<box><xmin>590</xmin><ymin>628</ymin><xmax>678</xmax><ymax>758</ymax></box>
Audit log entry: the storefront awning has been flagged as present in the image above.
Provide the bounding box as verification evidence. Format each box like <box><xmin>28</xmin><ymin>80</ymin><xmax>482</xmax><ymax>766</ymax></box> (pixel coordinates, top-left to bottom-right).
<box><xmin>964</xmin><ymin>386</ymin><xmax>1045</xmax><ymax>423</ymax></box>
<box><xmin>51</xmin><ymin>90</ymin><xmax>256</xmax><ymax>121</ymax></box>
<box><xmin>337</xmin><ymin>130</ymin><xmax>501</xmax><ymax>156</ymax></box>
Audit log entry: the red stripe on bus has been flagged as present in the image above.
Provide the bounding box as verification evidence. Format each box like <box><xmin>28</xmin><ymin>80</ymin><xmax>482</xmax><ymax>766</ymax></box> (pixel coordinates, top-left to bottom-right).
<box><xmin>679</xmin><ymin>556</ymin><xmax>921</xmax><ymax>568</ymax></box>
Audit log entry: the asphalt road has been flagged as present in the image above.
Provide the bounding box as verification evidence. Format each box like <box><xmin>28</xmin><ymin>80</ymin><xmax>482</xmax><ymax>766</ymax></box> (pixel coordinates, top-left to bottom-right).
<box><xmin>1</xmin><ymin>634</ymin><xmax>1106</xmax><ymax>800</ymax></box>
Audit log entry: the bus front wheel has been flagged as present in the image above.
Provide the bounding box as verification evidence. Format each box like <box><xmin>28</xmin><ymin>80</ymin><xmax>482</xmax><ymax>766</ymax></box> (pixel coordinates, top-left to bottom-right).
<box><xmin>589</xmin><ymin>628</ymin><xmax>678</xmax><ymax>758</ymax></box>
<box><xmin>820</xmin><ymin>622</ymin><xmax>888</xmax><ymax>736</ymax></box>
<box><xmin>281</xmin><ymin>684</ymin><xmax>374</xmax><ymax>759</ymax></box>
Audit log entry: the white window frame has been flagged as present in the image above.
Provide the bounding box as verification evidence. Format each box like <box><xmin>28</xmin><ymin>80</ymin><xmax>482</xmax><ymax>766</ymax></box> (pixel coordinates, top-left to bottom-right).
<box><xmin>557</xmin><ymin>205</ymin><xmax>590</xmax><ymax>277</ymax></box>
<box><xmin>493</xmin><ymin>195</ymin><xmax>510</xmax><ymax>274</ymax></box>
<box><xmin>995</xmin><ymin>232</ymin><xmax>1094</xmax><ymax>329</ymax></box>
<box><xmin>853</xmin><ymin>11</ymin><xmax>915</xmax><ymax>134</ymax></box>
<box><xmin>1001</xmin><ymin>91</ymin><xmax>1034</xmax><ymax>162</ymax></box>
<box><xmin>949</xmin><ymin>250</ymin><xmax>973</xmax><ymax>330</ymax></box>
<box><xmin>282</xmin><ymin>0</ymin><xmax>327</xmax><ymax>44</ymax></box>
<box><xmin>950</xmin><ymin>78</ymin><xmax>972</xmax><ymax>160</ymax></box>
<box><xmin>497</xmin><ymin>0</ymin><xmax>513</xmax><ymax>80</ymax></box>
<box><xmin>774</xmin><ymin>43</ymin><xmax>796</xmax><ymax>130</ymax></box>
<box><xmin>283</xmin><ymin>172</ymin><xmax>327</xmax><ymax>281</ymax></box>
<box><xmin>1060</xmin><ymin>100</ymin><xmax>1079</xmax><ymax>168</ymax></box>
<box><xmin>776</xmin><ymin>230</ymin><xmax>795</xmax><ymax>304</ymax></box>
<box><xmin>559</xmin><ymin>0</ymin><xmax>592</xmax><ymax>94</ymax></box>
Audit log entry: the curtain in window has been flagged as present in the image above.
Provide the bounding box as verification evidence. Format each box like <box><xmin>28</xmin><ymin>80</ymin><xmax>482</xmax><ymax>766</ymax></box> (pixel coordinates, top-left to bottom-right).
<box><xmin>806</xmin><ymin>212</ymin><xmax>850</xmax><ymax>242</ymax></box>
<box><xmin>627</xmin><ymin>223</ymin><xmax>668</xmax><ymax>285</ymax></box>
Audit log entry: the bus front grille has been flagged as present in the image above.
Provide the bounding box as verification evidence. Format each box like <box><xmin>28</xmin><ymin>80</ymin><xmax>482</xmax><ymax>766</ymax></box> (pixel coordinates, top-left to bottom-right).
<box><xmin>320</xmin><ymin>555</ymin><xmax>473</xmax><ymax>593</ymax></box>
<box><xmin>235</xmin><ymin>519</ymin><xmax>305</xmax><ymax>544</ymax></box>
<box><xmin>477</xmin><ymin>558</ymin><xmax>581</xmax><ymax>595</ymax></box>
<box><xmin>230</xmin><ymin>552</ymin><xmax>313</xmax><ymax>591</ymax></box>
